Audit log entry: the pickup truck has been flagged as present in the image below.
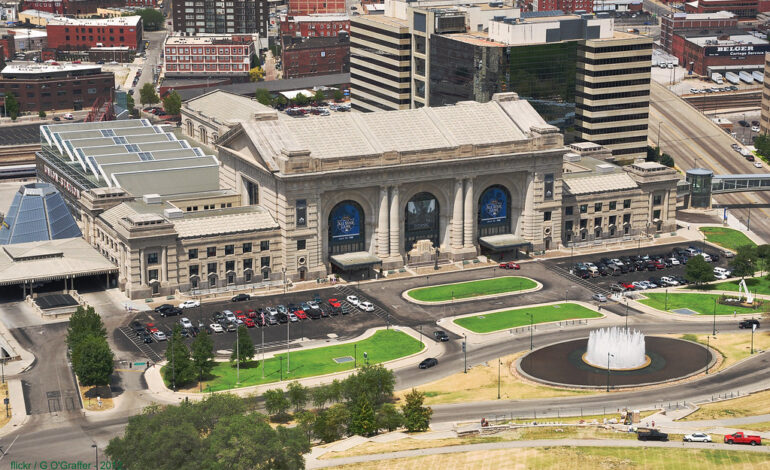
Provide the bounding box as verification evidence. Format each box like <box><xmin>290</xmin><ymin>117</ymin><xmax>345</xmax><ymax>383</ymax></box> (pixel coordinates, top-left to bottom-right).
<box><xmin>637</xmin><ymin>428</ymin><xmax>669</xmax><ymax>441</ymax></box>
<box><xmin>724</xmin><ymin>432</ymin><xmax>761</xmax><ymax>445</ymax></box>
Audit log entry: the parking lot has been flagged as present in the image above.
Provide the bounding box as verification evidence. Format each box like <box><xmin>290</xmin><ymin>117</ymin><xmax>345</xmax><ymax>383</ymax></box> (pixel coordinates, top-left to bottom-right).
<box><xmin>118</xmin><ymin>286</ymin><xmax>391</xmax><ymax>360</ymax></box>
<box><xmin>548</xmin><ymin>241</ymin><xmax>733</xmax><ymax>294</ymax></box>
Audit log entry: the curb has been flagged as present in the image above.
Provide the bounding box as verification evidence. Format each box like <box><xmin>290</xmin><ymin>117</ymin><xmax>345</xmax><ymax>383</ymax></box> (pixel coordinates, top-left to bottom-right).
<box><xmin>402</xmin><ymin>276</ymin><xmax>542</xmax><ymax>306</ymax></box>
<box><xmin>0</xmin><ymin>380</ymin><xmax>28</xmax><ymax>438</ymax></box>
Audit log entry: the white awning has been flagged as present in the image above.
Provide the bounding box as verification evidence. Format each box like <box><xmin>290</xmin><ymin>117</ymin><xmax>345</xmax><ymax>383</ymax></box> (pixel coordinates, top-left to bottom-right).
<box><xmin>330</xmin><ymin>252</ymin><xmax>382</xmax><ymax>270</ymax></box>
<box><xmin>478</xmin><ymin>234</ymin><xmax>532</xmax><ymax>252</ymax></box>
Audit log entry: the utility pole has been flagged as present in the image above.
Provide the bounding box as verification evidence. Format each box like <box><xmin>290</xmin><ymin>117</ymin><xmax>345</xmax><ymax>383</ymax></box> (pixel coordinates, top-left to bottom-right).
<box><xmin>497</xmin><ymin>359</ymin><xmax>501</xmax><ymax>399</ymax></box>
<box><xmin>606</xmin><ymin>353</ymin><xmax>614</xmax><ymax>392</ymax></box>
<box><xmin>462</xmin><ymin>334</ymin><xmax>467</xmax><ymax>373</ymax></box>
<box><xmin>287</xmin><ymin>315</ymin><xmax>290</xmax><ymax>375</ymax></box>
<box><xmin>236</xmin><ymin>326</ymin><xmax>240</xmax><ymax>385</ymax></box>
<box><xmin>261</xmin><ymin>324</ymin><xmax>265</xmax><ymax>379</ymax></box>
<box><xmin>713</xmin><ymin>298</ymin><xmax>717</xmax><ymax>336</ymax></box>
<box><xmin>706</xmin><ymin>335</ymin><xmax>710</xmax><ymax>374</ymax></box>
<box><xmin>526</xmin><ymin>313</ymin><xmax>533</xmax><ymax>350</ymax></box>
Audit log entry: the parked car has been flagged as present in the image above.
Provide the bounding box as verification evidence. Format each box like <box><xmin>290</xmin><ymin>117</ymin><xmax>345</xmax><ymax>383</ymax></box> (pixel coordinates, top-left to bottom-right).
<box><xmin>498</xmin><ymin>262</ymin><xmax>521</xmax><ymax>270</ymax></box>
<box><xmin>346</xmin><ymin>295</ymin><xmax>360</xmax><ymax>306</ymax></box>
<box><xmin>210</xmin><ymin>323</ymin><xmax>224</xmax><ymax>333</ymax></box>
<box><xmin>63</xmin><ymin>113</ymin><xmax>74</xmax><ymax>120</ymax></box>
<box><xmin>161</xmin><ymin>307</ymin><xmax>182</xmax><ymax>317</ymax></box>
<box><xmin>419</xmin><ymin>358</ymin><xmax>438</xmax><ymax>369</ymax></box>
<box><xmin>739</xmin><ymin>319</ymin><xmax>760</xmax><ymax>329</ymax></box>
<box><xmin>434</xmin><ymin>330</ymin><xmax>449</xmax><ymax>341</ymax></box>
<box><xmin>637</xmin><ymin>428</ymin><xmax>668</xmax><ymax>441</ymax></box>
<box><xmin>684</xmin><ymin>432</ymin><xmax>712</xmax><ymax>443</ymax></box>
<box><xmin>180</xmin><ymin>317</ymin><xmax>193</xmax><ymax>329</ymax></box>
<box><xmin>179</xmin><ymin>300</ymin><xmax>200</xmax><ymax>309</ymax></box>
<box><xmin>231</xmin><ymin>293</ymin><xmax>250</xmax><ymax>302</ymax></box>
<box><xmin>724</xmin><ymin>432</ymin><xmax>761</xmax><ymax>445</ymax></box>
<box><xmin>155</xmin><ymin>303</ymin><xmax>174</xmax><ymax>313</ymax></box>
<box><xmin>359</xmin><ymin>301</ymin><xmax>375</xmax><ymax>312</ymax></box>
<box><xmin>244</xmin><ymin>318</ymin><xmax>256</xmax><ymax>328</ymax></box>
<box><xmin>152</xmin><ymin>331</ymin><xmax>167</xmax><ymax>341</ymax></box>
<box><xmin>592</xmin><ymin>293</ymin><xmax>608</xmax><ymax>302</ymax></box>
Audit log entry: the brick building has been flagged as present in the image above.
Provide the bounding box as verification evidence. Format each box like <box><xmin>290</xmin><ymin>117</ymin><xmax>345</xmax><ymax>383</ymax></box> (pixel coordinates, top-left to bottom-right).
<box><xmin>661</xmin><ymin>11</ymin><xmax>737</xmax><ymax>54</ymax></box>
<box><xmin>124</xmin><ymin>0</ymin><xmax>157</xmax><ymax>6</ymax></box>
<box><xmin>536</xmin><ymin>0</ymin><xmax>594</xmax><ymax>13</ymax></box>
<box><xmin>281</xmin><ymin>33</ymin><xmax>349</xmax><ymax>79</ymax></box>
<box><xmin>672</xmin><ymin>31</ymin><xmax>770</xmax><ymax>75</ymax></box>
<box><xmin>0</xmin><ymin>63</ymin><xmax>114</xmax><ymax>112</ymax></box>
<box><xmin>46</xmin><ymin>15</ymin><xmax>142</xmax><ymax>51</ymax></box>
<box><xmin>280</xmin><ymin>14</ymin><xmax>350</xmax><ymax>38</ymax></box>
<box><xmin>289</xmin><ymin>0</ymin><xmax>345</xmax><ymax>15</ymax></box>
<box><xmin>684</xmin><ymin>0</ymin><xmax>767</xmax><ymax>19</ymax></box>
<box><xmin>163</xmin><ymin>33</ymin><xmax>257</xmax><ymax>78</ymax></box>
<box><xmin>0</xmin><ymin>34</ymin><xmax>14</xmax><ymax>59</ymax></box>
<box><xmin>21</xmin><ymin>0</ymin><xmax>121</xmax><ymax>15</ymax></box>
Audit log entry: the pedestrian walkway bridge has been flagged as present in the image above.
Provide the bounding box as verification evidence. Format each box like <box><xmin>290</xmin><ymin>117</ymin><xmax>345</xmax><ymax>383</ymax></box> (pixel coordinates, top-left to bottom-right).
<box><xmin>685</xmin><ymin>168</ymin><xmax>770</xmax><ymax>208</ymax></box>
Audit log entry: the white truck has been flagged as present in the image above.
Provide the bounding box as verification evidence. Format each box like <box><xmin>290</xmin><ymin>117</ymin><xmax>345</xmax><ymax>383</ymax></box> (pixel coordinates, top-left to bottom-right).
<box><xmin>711</xmin><ymin>72</ymin><xmax>724</xmax><ymax>84</ymax></box>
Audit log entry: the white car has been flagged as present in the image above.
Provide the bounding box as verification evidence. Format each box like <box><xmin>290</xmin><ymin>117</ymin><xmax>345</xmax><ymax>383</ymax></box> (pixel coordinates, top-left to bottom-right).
<box><xmin>152</xmin><ymin>331</ymin><xmax>167</xmax><ymax>341</ymax></box>
<box><xmin>180</xmin><ymin>317</ymin><xmax>193</xmax><ymax>329</ymax></box>
<box><xmin>631</xmin><ymin>281</ymin><xmax>647</xmax><ymax>290</ymax></box>
<box><xmin>346</xmin><ymin>295</ymin><xmax>360</xmax><ymax>306</ymax></box>
<box><xmin>684</xmin><ymin>432</ymin><xmax>712</xmax><ymax>443</ymax></box>
<box><xmin>668</xmin><ymin>257</ymin><xmax>680</xmax><ymax>266</ymax></box>
<box><xmin>611</xmin><ymin>258</ymin><xmax>624</xmax><ymax>266</ymax></box>
<box><xmin>359</xmin><ymin>301</ymin><xmax>375</xmax><ymax>312</ymax></box>
<box><xmin>660</xmin><ymin>276</ymin><xmax>679</xmax><ymax>286</ymax></box>
<box><xmin>592</xmin><ymin>293</ymin><xmax>607</xmax><ymax>302</ymax></box>
<box><xmin>179</xmin><ymin>300</ymin><xmax>200</xmax><ymax>309</ymax></box>
<box><xmin>755</xmin><ymin>161</ymin><xmax>763</xmax><ymax>168</ymax></box>
<box><xmin>287</xmin><ymin>312</ymin><xmax>299</xmax><ymax>322</ymax></box>
<box><xmin>307</xmin><ymin>300</ymin><xmax>321</xmax><ymax>310</ymax></box>
<box><xmin>713</xmin><ymin>271</ymin><xmax>728</xmax><ymax>280</ymax></box>
<box><xmin>63</xmin><ymin>112</ymin><xmax>74</xmax><ymax>120</ymax></box>
<box><xmin>210</xmin><ymin>323</ymin><xmax>224</xmax><ymax>333</ymax></box>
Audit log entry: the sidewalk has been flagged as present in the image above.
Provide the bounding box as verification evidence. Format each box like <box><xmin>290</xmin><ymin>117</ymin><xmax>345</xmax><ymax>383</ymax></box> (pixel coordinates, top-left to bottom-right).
<box><xmin>0</xmin><ymin>380</ymin><xmax>28</xmax><ymax>438</ymax></box>
<box><xmin>142</xmin><ymin>325</ymin><xmax>445</xmax><ymax>402</ymax></box>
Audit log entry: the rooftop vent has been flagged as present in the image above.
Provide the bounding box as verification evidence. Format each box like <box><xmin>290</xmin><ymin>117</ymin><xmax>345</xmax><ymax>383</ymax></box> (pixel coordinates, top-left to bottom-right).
<box><xmin>164</xmin><ymin>208</ymin><xmax>184</xmax><ymax>219</ymax></box>
<box><xmin>596</xmin><ymin>164</ymin><xmax>615</xmax><ymax>174</ymax></box>
<box><xmin>142</xmin><ymin>194</ymin><xmax>162</xmax><ymax>204</ymax></box>
<box><xmin>563</xmin><ymin>152</ymin><xmax>581</xmax><ymax>162</ymax></box>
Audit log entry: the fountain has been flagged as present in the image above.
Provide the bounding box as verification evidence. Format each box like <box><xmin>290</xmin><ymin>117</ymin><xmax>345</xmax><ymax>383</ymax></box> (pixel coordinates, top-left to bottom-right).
<box><xmin>583</xmin><ymin>327</ymin><xmax>648</xmax><ymax>370</ymax></box>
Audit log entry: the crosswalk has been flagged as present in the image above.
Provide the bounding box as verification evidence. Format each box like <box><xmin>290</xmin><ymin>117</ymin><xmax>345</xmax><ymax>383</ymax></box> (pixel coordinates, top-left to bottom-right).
<box><xmin>335</xmin><ymin>285</ymin><xmax>391</xmax><ymax>325</ymax></box>
<box><xmin>543</xmin><ymin>263</ymin><xmax>613</xmax><ymax>298</ymax></box>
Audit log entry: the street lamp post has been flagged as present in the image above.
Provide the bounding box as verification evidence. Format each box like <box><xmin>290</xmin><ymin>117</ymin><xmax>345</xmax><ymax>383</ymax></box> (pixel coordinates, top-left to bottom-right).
<box><xmin>713</xmin><ymin>298</ymin><xmax>717</xmax><ymax>336</ymax></box>
<box><xmin>462</xmin><ymin>334</ymin><xmax>467</xmax><ymax>373</ymax></box>
<box><xmin>625</xmin><ymin>301</ymin><xmax>629</xmax><ymax>330</ymax></box>
<box><xmin>236</xmin><ymin>326</ymin><xmax>240</xmax><ymax>385</ymax></box>
<box><xmin>287</xmin><ymin>315</ymin><xmax>290</xmax><ymax>375</ymax></box>
<box><xmin>261</xmin><ymin>325</ymin><xmax>265</xmax><ymax>379</ymax></box>
<box><xmin>497</xmin><ymin>359</ymin><xmax>501</xmax><ymax>399</ymax></box>
<box><xmin>606</xmin><ymin>353</ymin><xmax>614</xmax><ymax>392</ymax></box>
<box><xmin>526</xmin><ymin>313</ymin><xmax>533</xmax><ymax>350</ymax></box>
<box><xmin>91</xmin><ymin>444</ymin><xmax>98</xmax><ymax>470</ymax></box>
<box><xmin>706</xmin><ymin>335</ymin><xmax>711</xmax><ymax>374</ymax></box>
<box><xmin>282</xmin><ymin>267</ymin><xmax>287</xmax><ymax>294</ymax></box>
<box><xmin>665</xmin><ymin>288</ymin><xmax>668</xmax><ymax>311</ymax></box>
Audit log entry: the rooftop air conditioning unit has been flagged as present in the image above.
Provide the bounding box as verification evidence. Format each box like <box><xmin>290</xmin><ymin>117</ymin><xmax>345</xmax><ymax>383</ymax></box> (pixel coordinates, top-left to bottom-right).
<box><xmin>142</xmin><ymin>193</ymin><xmax>162</xmax><ymax>204</ymax></box>
<box><xmin>164</xmin><ymin>208</ymin><xmax>184</xmax><ymax>219</ymax></box>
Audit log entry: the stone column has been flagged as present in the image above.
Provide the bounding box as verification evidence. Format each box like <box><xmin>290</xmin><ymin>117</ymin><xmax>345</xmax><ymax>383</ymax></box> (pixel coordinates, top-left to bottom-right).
<box><xmin>463</xmin><ymin>178</ymin><xmax>474</xmax><ymax>248</ymax></box>
<box><xmin>452</xmin><ymin>178</ymin><xmax>464</xmax><ymax>249</ymax></box>
<box><xmin>161</xmin><ymin>246</ymin><xmax>168</xmax><ymax>282</ymax></box>
<box><xmin>377</xmin><ymin>186</ymin><xmax>389</xmax><ymax>257</ymax></box>
<box><xmin>139</xmin><ymin>249</ymin><xmax>145</xmax><ymax>286</ymax></box>
<box><xmin>389</xmin><ymin>186</ymin><xmax>400</xmax><ymax>256</ymax></box>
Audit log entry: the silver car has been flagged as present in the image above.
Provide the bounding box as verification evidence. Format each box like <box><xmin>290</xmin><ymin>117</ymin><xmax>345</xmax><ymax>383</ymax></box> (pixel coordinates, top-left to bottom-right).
<box><xmin>592</xmin><ymin>293</ymin><xmax>607</xmax><ymax>302</ymax></box>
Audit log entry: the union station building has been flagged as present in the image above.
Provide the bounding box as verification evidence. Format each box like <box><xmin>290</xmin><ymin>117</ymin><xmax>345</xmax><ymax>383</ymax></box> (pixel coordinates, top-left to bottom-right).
<box><xmin>34</xmin><ymin>92</ymin><xmax>679</xmax><ymax>299</ymax></box>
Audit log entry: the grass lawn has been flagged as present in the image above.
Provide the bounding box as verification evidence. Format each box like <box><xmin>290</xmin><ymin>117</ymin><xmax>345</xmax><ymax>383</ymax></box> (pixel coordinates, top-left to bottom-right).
<box><xmin>199</xmin><ymin>329</ymin><xmax>422</xmax><ymax>392</ymax></box>
<box><xmin>740</xmin><ymin>421</ymin><xmax>770</xmax><ymax>432</ymax></box>
<box><xmin>0</xmin><ymin>383</ymin><xmax>10</xmax><ymax>429</ymax></box>
<box><xmin>324</xmin><ymin>446</ymin><xmax>770</xmax><ymax>470</ymax></box>
<box><xmin>508</xmin><ymin>410</ymin><xmax>658</xmax><ymax>425</ymax></box>
<box><xmin>407</xmin><ymin>276</ymin><xmax>537</xmax><ymax>302</ymax></box>
<box><xmin>700</xmin><ymin>226</ymin><xmax>757</xmax><ymax>251</ymax></box>
<box><xmin>680</xmin><ymin>333</ymin><xmax>770</xmax><ymax>370</ymax></box>
<box><xmin>454</xmin><ymin>303</ymin><xmax>601</xmax><ymax>333</ymax></box>
<box><xmin>681</xmin><ymin>388</ymin><xmax>770</xmax><ymax>421</ymax></box>
<box><xmin>639</xmin><ymin>293</ymin><xmax>765</xmax><ymax>315</ymax></box>
<box><xmin>713</xmin><ymin>276</ymin><xmax>770</xmax><ymax>297</ymax></box>
<box><xmin>393</xmin><ymin>351</ymin><xmax>592</xmax><ymax>406</ymax></box>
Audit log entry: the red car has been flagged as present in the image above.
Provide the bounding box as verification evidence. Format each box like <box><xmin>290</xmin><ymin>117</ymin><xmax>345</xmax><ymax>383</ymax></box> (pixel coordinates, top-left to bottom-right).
<box><xmin>236</xmin><ymin>314</ymin><xmax>247</xmax><ymax>320</ymax></box>
<box><xmin>654</xmin><ymin>261</ymin><xmax>665</xmax><ymax>269</ymax></box>
<box><xmin>328</xmin><ymin>298</ymin><xmax>342</xmax><ymax>308</ymax></box>
<box><xmin>295</xmin><ymin>310</ymin><xmax>308</xmax><ymax>320</ymax></box>
<box><xmin>499</xmin><ymin>262</ymin><xmax>521</xmax><ymax>270</ymax></box>
<box><xmin>620</xmin><ymin>282</ymin><xmax>635</xmax><ymax>290</ymax></box>
<box><xmin>247</xmin><ymin>309</ymin><xmax>257</xmax><ymax>319</ymax></box>
<box><xmin>243</xmin><ymin>318</ymin><xmax>256</xmax><ymax>328</ymax></box>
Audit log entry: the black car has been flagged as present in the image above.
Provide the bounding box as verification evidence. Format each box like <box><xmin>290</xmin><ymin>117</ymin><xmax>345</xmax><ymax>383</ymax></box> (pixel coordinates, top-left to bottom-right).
<box><xmin>155</xmin><ymin>304</ymin><xmax>174</xmax><ymax>313</ymax></box>
<box><xmin>434</xmin><ymin>331</ymin><xmax>449</xmax><ymax>342</ymax></box>
<box><xmin>141</xmin><ymin>333</ymin><xmax>153</xmax><ymax>344</ymax></box>
<box><xmin>213</xmin><ymin>312</ymin><xmax>225</xmax><ymax>322</ymax></box>
<box><xmin>52</xmin><ymin>116</ymin><xmax>61</xmax><ymax>121</ymax></box>
<box><xmin>637</xmin><ymin>428</ymin><xmax>668</xmax><ymax>441</ymax></box>
<box><xmin>232</xmin><ymin>293</ymin><xmax>250</xmax><ymax>302</ymax></box>
<box><xmin>277</xmin><ymin>313</ymin><xmax>288</xmax><ymax>323</ymax></box>
<box><xmin>739</xmin><ymin>319</ymin><xmax>760</xmax><ymax>329</ymax></box>
<box><xmin>307</xmin><ymin>309</ymin><xmax>322</xmax><ymax>320</ymax></box>
<box><xmin>180</xmin><ymin>328</ymin><xmax>190</xmax><ymax>338</ymax></box>
<box><xmin>132</xmin><ymin>321</ymin><xmax>145</xmax><ymax>335</ymax></box>
<box><xmin>161</xmin><ymin>307</ymin><xmax>182</xmax><ymax>317</ymax></box>
<box><xmin>419</xmin><ymin>358</ymin><xmax>438</xmax><ymax>369</ymax></box>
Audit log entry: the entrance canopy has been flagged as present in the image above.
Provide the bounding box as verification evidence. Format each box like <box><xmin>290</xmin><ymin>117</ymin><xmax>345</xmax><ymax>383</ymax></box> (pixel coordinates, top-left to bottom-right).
<box><xmin>478</xmin><ymin>234</ymin><xmax>532</xmax><ymax>252</ymax></box>
<box><xmin>329</xmin><ymin>252</ymin><xmax>382</xmax><ymax>271</ymax></box>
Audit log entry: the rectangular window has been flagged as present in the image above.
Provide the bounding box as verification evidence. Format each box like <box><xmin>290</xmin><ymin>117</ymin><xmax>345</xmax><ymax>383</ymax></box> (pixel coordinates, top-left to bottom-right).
<box><xmin>260</xmin><ymin>240</ymin><xmax>270</xmax><ymax>251</ymax></box>
<box><xmin>609</xmin><ymin>201</ymin><xmax>617</xmax><ymax>211</ymax></box>
<box><xmin>148</xmin><ymin>269</ymin><xmax>158</xmax><ymax>281</ymax></box>
<box><xmin>225</xmin><ymin>244</ymin><xmax>234</xmax><ymax>255</ymax></box>
<box><xmin>207</xmin><ymin>246</ymin><xmax>217</xmax><ymax>257</ymax></box>
<box><xmin>609</xmin><ymin>215</ymin><xmax>617</xmax><ymax>226</ymax></box>
<box><xmin>208</xmin><ymin>262</ymin><xmax>217</xmax><ymax>274</ymax></box>
<box><xmin>297</xmin><ymin>239</ymin><xmax>306</xmax><ymax>250</ymax></box>
<box><xmin>543</xmin><ymin>211</ymin><xmax>552</xmax><ymax>222</ymax></box>
<box><xmin>653</xmin><ymin>194</ymin><xmax>662</xmax><ymax>205</ymax></box>
<box><xmin>653</xmin><ymin>209</ymin><xmax>661</xmax><ymax>220</ymax></box>
<box><xmin>623</xmin><ymin>199</ymin><xmax>631</xmax><ymax>209</ymax></box>
<box><xmin>623</xmin><ymin>213</ymin><xmax>631</xmax><ymax>224</ymax></box>
<box><xmin>225</xmin><ymin>260</ymin><xmax>235</xmax><ymax>271</ymax></box>
<box><xmin>544</xmin><ymin>174</ymin><xmax>554</xmax><ymax>200</ymax></box>
<box><xmin>594</xmin><ymin>202</ymin><xmax>602</xmax><ymax>212</ymax></box>
<box><xmin>243</xmin><ymin>258</ymin><xmax>253</xmax><ymax>270</ymax></box>
<box><xmin>261</xmin><ymin>256</ymin><xmax>270</xmax><ymax>267</ymax></box>
<box><xmin>243</xmin><ymin>242</ymin><xmax>252</xmax><ymax>253</ymax></box>
<box><xmin>580</xmin><ymin>219</ymin><xmax>587</xmax><ymax>229</ymax></box>
<box><xmin>147</xmin><ymin>252</ymin><xmax>158</xmax><ymax>264</ymax></box>
<box><xmin>296</xmin><ymin>199</ymin><xmax>307</xmax><ymax>226</ymax></box>
<box><xmin>189</xmin><ymin>265</ymin><xmax>199</xmax><ymax>276</ymax></box>
<box><xmin>188</xmin><ymin>248</ymin><xmax>198</xmax><ymax>259</ymax></box>
<box><xmin>565</xmin><ymin>206</ymin><xmax>573</xmax><ymax>216</ymax></box>
<box><xmin>594</xmin><ymin>217</ymin><xmax>602</xmax><ymax>227</ymax></box>
<box><xmin>565</xmin><ymin>220</ymin><xmax>574</xmax><ymax>232</ymax></box>
<box><xmin>580</xmin><ymin>204</ymin><xmax>588</xmax><ymax>214</ymax></box>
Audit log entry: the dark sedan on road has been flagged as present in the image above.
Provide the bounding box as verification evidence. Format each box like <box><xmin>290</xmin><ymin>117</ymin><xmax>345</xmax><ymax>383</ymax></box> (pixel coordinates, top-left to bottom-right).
<box><xmin>231</xmin><ymin>293</ymin><xmax>250</xmax><ymax>302</ymax></box>
<box><xmin>419</xmin><ymin>358</ymin><xmax>438</xmax><ymax>369</ymax></box>
<box><xmin>434</xmin><ymin>331</ymin><xmax>449</xmax><ymax>342</ymax></box>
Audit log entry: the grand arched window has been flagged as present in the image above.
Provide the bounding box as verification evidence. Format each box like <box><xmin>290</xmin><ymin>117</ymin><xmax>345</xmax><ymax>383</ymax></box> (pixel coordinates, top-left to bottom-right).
<box><xmin>478</xmin><ymin>185</ymin><xmax>511</xmax><ymax>237</ymax></box>
<box><xmin>328</xmin><ymin>200</ymin><xmax>365</xmax><ymax>255</ymax></box>
<box><xmin>405</xmin><ymin>192</ymin><xmax>439</xmax><ymax>252</ymax></box>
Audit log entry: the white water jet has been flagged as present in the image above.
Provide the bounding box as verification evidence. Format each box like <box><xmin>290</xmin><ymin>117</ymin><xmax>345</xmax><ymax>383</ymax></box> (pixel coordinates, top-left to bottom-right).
<box><xmin>584</xmin><ymin>327</ymin><xmax>646</xmax><ymax>370</ymax></box>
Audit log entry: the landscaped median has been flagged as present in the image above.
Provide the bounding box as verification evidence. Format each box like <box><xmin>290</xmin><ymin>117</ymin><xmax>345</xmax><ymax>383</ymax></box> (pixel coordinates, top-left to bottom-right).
<box><xmin>166</xmin><ymin>329</ymin><xmax>424</xmax><ymax>392</ymax></box>
<box><xmin>711</xmin><ymin>276</ymin><xmax>770</xmax><ymax>296</ymax></box>
<box><xmin>452</xmin><ymin>302</ymin><xmax>602</xmax><ymax>334</ymax></box>
<box><xmin>638</xmin><ymin>292</ymin><xmax>766</xmax><ymax>315</ymax></box>
<box><xmin>404</xmin><ymin>276</ymin><xmax>540</xmax><ymax>304</ymax></box>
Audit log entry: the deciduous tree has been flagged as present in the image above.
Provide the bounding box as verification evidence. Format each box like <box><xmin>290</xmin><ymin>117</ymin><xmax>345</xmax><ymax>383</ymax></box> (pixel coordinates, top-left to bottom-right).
<box><xmin>264</xmin><ymin>388</ymin><xmax>290</xmax><ymax>418</ymax></box>
<box><xmin>4</xmin><ymin>92</ymin><xmax>19</xmax><ymax>120</ymax></box>
<box><xmin>162</xmin><ymin>90</ymin><xmax>181</xmax><ymax>115</ymax></box>
<box><xmin>139</xmin><ymin>83</ymin><xmax>159</xmax><ymax>106</ymax></box>
<box><xmin>230</xmin><ymin>326</ymin><xmax>254</xmax><ymax>364</ymax></box>
<box><xmin>191</xmin><ymin>329</ymin><xmax>215</xmax><ymax>382</ymax></box>
<box><xmin>72</xmin><ymin>335</ymin><xmax>114</xmax><ymax>386</ymax></box>
<box><xmin>376</xmin><ymin>403</ymin><xmax>403</xmax><ymax>432</ymax></box>
<box><xmin>287</xmin><ymin>381</ymin><xmax>308</xmax><ymax>413</ymax></box>
<box><xmin>401</xmin><ymin>389</ymin><xmax>432</xmax><ymax>432</ymax></box>
<box><xmin>349</xmin><ymin>395</ymin><xmax>377</xmax><ymax>437</ymax></box>
<box><xmin>685</xmin><ymin>254</ymin><xmax>715</xmax><ymax>286</ymax></box>
<box><xmin>66</xmin><ymin>305</ymin><xmax>107</xmax><ymax>350</ymax></box>
<box><xmin>164</xmin><ymin>325</ymin><xmax>195</xmax><ymax>388</ymax></box>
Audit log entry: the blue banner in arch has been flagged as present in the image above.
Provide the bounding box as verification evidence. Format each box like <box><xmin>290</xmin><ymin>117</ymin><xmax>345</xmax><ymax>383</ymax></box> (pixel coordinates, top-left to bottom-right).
<box><xmin>330</xmin><ymin>202</ymin><xmax>362</xmax><ymax>241</ymax></box>
<box><xmin>479</xmin><ymin>187</ymin><xmax>508</xmax><ymax>225</ymax></box>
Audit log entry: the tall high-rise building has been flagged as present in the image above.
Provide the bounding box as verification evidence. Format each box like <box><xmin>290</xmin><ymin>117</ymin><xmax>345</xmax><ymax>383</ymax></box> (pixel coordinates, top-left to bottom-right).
<box><xmin>350</xmin><ymin>0</ymin><xmax>651</xmax><ymax>163</ymax></box>
<box><xmin>172</xmin><ymin>0</ymin><xmax>269</xmax><ymax>38</ymax></box>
